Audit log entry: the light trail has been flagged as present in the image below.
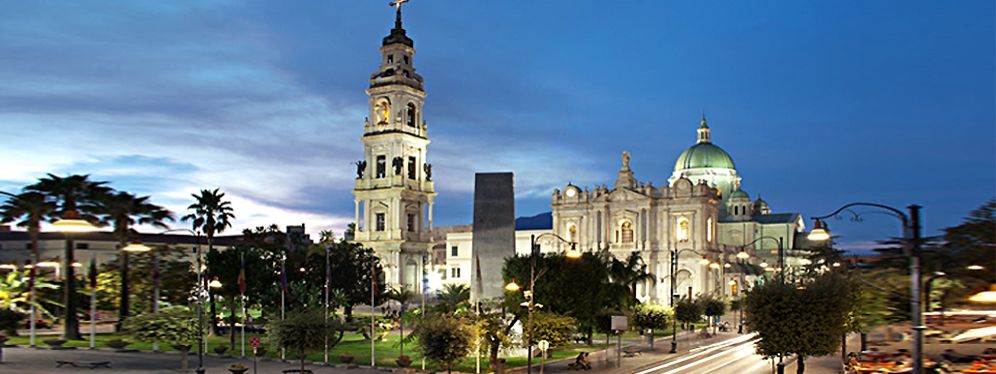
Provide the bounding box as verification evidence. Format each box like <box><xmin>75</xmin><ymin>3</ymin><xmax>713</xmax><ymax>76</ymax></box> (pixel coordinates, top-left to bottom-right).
<box><xmin>632</xmin><ymin>334</ymin><xmax>757</xmax><ymax>374</ymax></box>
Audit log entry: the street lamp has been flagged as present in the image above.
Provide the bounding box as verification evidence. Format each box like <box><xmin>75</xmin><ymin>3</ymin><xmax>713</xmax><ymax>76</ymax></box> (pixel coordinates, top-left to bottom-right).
<box><xmin>53</xmin><ymin>209</ymin><xmax>100</xmax><ymax>341</ymax></box>
<box><xmin>668</xmin><ymin>248</ymin><xmax>718</xmax><ymax>353</ymax></box>
<box><xmin>734</xmin><ymin>250</ymin><xmax>749</xmax><ymax>334</ymax></box>
<box><xmin>505</xmin><ymin>233</ymin><xmax>579</xmax><ymax>374</ymax></box>
<box><xmin>808</xmin><ymin>203</ymin><xmax>924</xmax><ymax>374</ymax></box>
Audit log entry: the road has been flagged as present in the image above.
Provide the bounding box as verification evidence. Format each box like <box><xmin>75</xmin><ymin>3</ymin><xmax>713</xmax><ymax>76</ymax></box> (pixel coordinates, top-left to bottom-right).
<box><xmin>630</xmin><ymin>334</ymin><xmax>796</xmax><ymax>374</ymax></box>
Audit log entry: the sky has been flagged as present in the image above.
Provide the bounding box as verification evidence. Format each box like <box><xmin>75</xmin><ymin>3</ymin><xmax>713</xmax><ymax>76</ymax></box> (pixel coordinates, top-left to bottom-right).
<box><xmin>0</xmin><ymin>1</ymin><xmax>993</xmax><ymax>252</ymax></box>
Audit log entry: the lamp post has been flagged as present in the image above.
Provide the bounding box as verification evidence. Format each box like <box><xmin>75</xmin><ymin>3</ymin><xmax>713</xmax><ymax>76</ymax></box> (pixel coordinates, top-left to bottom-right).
<box><xmin>505</xmin><ymin>233</ymin><xmax>581</xmax><ymax>374</ymax></box>
<box><xmin>124</xmin><ymin>228</ymin><xmax>204</xmax><ymax>373</ymax></box>
<box><xmin>53</xmin><ymin>209</ymin><xmax>100</xmax><ymax>341</ymax></box>
<box><xmin>808</xmin><ymin>203</ymin><xmax>923</xmax><ymax>374</ymax></box>
<box><xmin>734</xmin><ymin>250</ymin><xmax>749</xmax><ymax>334</ymax></box>
<box><xmin>668</xmin><ymin>248</ymin><xmax>716</xmax><ymax>354</ymax></box>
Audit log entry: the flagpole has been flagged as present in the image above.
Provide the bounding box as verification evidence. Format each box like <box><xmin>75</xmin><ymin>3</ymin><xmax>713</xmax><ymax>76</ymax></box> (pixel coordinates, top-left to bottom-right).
<box><xmin>324</xmin><ymin>245</ymin><xmax>330</xmax><ymax>365</ymax></box>
<box><xmin>240</xmin><ymin>252</ymin><xmax>245</xmax><ymax>358</ymax></box>
<box><xmin>370</xmin><ymin>261</ymin><xmax>376</xmax><ymax>367</ymax></box>
<box><xmin>152</xmin><ymin>251</ymin><xmax>159</xmax><ymax>351</ymax></box>
<box><xmin>421</xmin><ymin>254</ymin><xmax>427</xmax><ymax>371</ymax></box>
<box><xmin>280</xmin><ymin>249</ymin><xmax>286</xmax><ymax>361</ymax></box>
<box><xmin>28</xmin><ymin>262</ymin><xmax>36</xmax><ymax>347</ymax></box>
<box><xmin>89</xmin><ymin>256</ymin><xmax>97</xmax><ymax>349</ymax></box>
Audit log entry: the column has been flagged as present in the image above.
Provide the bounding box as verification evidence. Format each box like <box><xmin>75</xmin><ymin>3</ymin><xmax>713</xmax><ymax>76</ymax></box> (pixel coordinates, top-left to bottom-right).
<box><xmin>427</xmin><ymin>199</ymin><xmax>434</xmax><ymax>230</ymax></box>
<box><xmin>354</xmin><ymin>200</ymin><xmax>361</xmax><ymax>233</ymax></box>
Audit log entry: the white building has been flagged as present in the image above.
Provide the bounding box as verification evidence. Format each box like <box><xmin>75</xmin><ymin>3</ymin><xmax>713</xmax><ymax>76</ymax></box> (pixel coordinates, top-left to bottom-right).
<box><xmin>443</xmin><ymin>117</ymin><xmax>807</xmax><ymax>302</ymax></box>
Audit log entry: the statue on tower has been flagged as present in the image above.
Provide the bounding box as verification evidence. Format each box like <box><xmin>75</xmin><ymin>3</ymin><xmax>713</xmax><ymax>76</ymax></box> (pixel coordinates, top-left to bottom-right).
<box><xmin>392</xmin><ymin>157</ymin><xmax>403</xmax><ymax>175</ymax></box>
<box><xmin>355</xmin><ymin>160</ymin><xmax>367</xmax><ymax>179</ymax></box>
<box><xmin>621</xmin><ymin>151</ymin><xmax>631</xmax><ymax>170</ymax></box>
<box><xmin>423</xmin><ymin>163</ymin><xmax>432</xmax><ymax>181</ymax></box>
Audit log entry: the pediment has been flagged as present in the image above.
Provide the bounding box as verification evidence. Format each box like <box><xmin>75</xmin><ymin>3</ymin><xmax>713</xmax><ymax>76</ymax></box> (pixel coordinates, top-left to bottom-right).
<box><xmin>606</xmin><ymin>187</ymin><xmax>650</xmax><ymax>202</ymax></box>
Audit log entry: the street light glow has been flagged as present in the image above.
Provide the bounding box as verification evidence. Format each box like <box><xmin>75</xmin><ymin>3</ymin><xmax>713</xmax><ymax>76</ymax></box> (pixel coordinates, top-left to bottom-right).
<box><xmin>807</xmin><ymin>219</ymin><xmax>830</xmax><ymax>241</ymax></box>
<box><xmin>122</xmin><ymin>242</ymin><xmax>152</xmax><ymax>252</ymax></box>
<box><xmin>504</xmin><ymin>280</ymin><xmax>520</xmax><ymax>292</ymax></box>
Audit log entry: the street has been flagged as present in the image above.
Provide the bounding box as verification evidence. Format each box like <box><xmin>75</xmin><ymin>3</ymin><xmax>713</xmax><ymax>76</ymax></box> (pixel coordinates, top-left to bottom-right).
<box><xmin>629</xmin><ymin>334</ymin><xmax>835</xmax><ymax>374</ymax></box>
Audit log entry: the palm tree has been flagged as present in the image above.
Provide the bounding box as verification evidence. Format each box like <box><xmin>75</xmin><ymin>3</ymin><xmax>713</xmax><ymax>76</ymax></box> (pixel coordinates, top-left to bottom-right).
<box><xmin>181</xmin><ymin>189</ymin><xmax>234</xmax><ymax>335</ymax></box>
<box><xmin>0</xmin><ymin>191</ymin><xmax>56</xmax><ymax>268</ymax></box>
<box><xmin>97</xmin><ymin>191</ymin><xmax>173</xmax><ymax>329</ymax></box>
<box><xmin>435</xmin><ymin>284</ymin><xmax>470</xmax><ymax>314</ymax></box>
<box><xmin>607</xmin><ymin>252</ymin><xmax>655</xmax><ymax>308</ymax></box>
<box><xmin>26</xmin><ymin>174</ymin><xmax>109</xmax><ymax>340</ymax></box>
<box><xmin>385</xmin><ymin>286</ymin><xmax>416</xmax><ymax>358</ymax></box>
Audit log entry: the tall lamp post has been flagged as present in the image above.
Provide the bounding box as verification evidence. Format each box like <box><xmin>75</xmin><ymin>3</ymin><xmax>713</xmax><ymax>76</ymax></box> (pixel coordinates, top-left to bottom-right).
<box><xmin>668</xmin><ymin>248</ymin><xmax>716</xmax><ymax>354</ymax></box>
<box><xmin>808</xmin><ymin>203</ymin><xmax>923</xmax><ymax>374</ymax></box>
<box><xmin>733</xmin><ymin>250</ymin><xmax>750</xmax><ymax>334</ymax></box>
<box><xmin>504</xmin><ymin>233</ymin><xmax>581</xmax><ymax>374</ymax></box>
<box><xmin>53</xmin><ymin>209</ymin><xmax>100</xmax><ymax>341</ymax></box>
<box><xmin>124</xmin><ymin>228</ymin><xmax>204</xmax><ymax>374</ymax></box>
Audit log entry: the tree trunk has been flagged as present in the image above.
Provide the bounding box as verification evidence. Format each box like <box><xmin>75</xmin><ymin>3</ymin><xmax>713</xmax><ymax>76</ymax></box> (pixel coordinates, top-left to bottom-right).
<box><xmin>300</xmin><ymin>354</ymin><xmax>306</xmax><ymax>373</ymax></box>
<box><xmin>180</xmin><ymin>348</ymin><xmax>189</xmax><ymax>370</ymax></box>
<box><xmin>210</xmin><ymin>292</ymin><xmax>218</xmax><ymax>336</ymax></box>
<box><xmin>860</xmin><ymin>333</ymin><xmax>868</xmax><ymax>351</ymax></box>
<box><xmin>399</xmin><ymin>316</ymin><xmax>404</xmax><ymax>357</ymax></box>
<box><xmin>118</xmin><ymin>249</ymin><xmax>129</xmax><ymax>332</ymax></box>
<box><xmin>649</xmin><ymin>328</ymin><xmax>654</xmax><ymax>349</ymax></box>
<box><xmin>796</xmin><ymin>355</ymin><xmax>805</xmax><ymax>374</ymax></box>
<box><xmin>63</xmin><ymin>237</ymin><xmax>81</xmax><ymax>340</ymax></box>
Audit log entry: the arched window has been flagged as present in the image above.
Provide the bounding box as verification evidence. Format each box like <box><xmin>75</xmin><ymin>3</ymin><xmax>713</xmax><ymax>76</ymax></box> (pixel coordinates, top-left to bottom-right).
<box><xmin>707</xmin><ymin>217</ymin><xmax>714</xmax><ymax>242</ymax></box>
<box><xmin>375</xmin><ymin>98</ymin><xmax>391</xmax><ymax>125</ymax></box>
<box><xmin>406</xmin><ymin>103</ymin><xmax>417</xmax><ymax>127</ymax></box>
<box><xmin>568</xmin><ymin>224</ymin><xmax>577</xmax><ymax>243</ymax></box>
<box><xmin>621</xmin><ymin>221</ymin><xmax>634</xmax><ymax>243</ymax></box>
<box><xmin>676</xmin><ymin>218</ymin><xmax>690</xmax><ymax>242</ymax></box>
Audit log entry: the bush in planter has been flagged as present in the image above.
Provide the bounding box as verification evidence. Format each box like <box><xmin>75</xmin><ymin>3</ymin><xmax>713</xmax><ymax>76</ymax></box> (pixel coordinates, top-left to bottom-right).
<box><xmin>105</xmin><ymin>339</ymin><xmax>131</xmax><ymax>350</ymax></box>
<box><xmin>214</xmin><ymin>344</ymin><xmax>229</xmax><ymax>355</ymax></box>
<box><xmin>227</xmin><ymin>363</ymin><xmax>248</xmax><ymax>374</ymax></box>
<box><xmin>269</xmin><ymin>310</ymin><xmax>340</xmax><ymax>373</ymax></box>
<box><xmin>339</xmin><ymin>353</ymin><xmax>354</xmax><ymax>364</ymax></box>
<box><xmin>414</xmin><ymin>315</ymin><xmax>475</xmax><ymax>374</ymax></box>
<box><xmin>0</xmin><ymin>310</ymin><xmax>25</xmax><ymax>336</ymax></box>
<box><xmin>124</xmin><ymin>306</ymin><xmax>201</xmax><ymax>370</ymax></box>
<box><xmin>396</xmin><ymin>355</ymin><xmax>412</xmax><ymax>367</ymax></box>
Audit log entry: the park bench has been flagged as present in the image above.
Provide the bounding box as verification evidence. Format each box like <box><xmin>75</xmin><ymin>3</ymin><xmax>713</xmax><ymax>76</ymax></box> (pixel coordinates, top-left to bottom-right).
<box><xmin>281</xmin><ymin>370</ymin><xmax>313</xmax><ymax>374</ymax></box>
<box><xmin>56</xmin><ymin>361</ymin><xmax>112</xmax><ymax>369</ymax></box>
<box><xmin>622</xmin><ymin>346</ymin><xmax>642</xmax><ymax>357</ymax></box>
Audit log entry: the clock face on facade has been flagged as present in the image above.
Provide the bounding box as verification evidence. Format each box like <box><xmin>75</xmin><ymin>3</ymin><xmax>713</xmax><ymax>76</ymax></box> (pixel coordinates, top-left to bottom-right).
<box><xmin>566</xmin><ymin>188</ymin><xmax>577</xmax><ymax>197</ymax></box>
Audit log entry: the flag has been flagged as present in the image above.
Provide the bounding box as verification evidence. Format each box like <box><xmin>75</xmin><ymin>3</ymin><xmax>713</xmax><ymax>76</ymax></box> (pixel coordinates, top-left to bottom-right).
<box><xmin>88</xmin><ymin>257</ymin><xmax>97</xmax><ymax>289</ymax></box>
<box><xmin>238</xmin><ymin>253</ymin><xmax>246</xmax><ymax>295</ymax></box>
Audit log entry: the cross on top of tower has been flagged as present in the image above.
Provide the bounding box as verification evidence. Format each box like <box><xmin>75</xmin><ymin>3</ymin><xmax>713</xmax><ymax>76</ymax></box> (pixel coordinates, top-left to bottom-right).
<box><xmin>389</xmin><ymin>0</ymin><xmax>409</xmax><ymax>29</ymax></box>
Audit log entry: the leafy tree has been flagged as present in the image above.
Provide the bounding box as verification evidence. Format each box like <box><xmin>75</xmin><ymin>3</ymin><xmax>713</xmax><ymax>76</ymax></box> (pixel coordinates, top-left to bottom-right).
<box><xmin>124</xmin><ymin>306</ymin><xmax>202</xmax><ymax>370</ymax></box>
<box><xmin>27</xmin><ymin>173</ymin><xmax>109</xmax><ymax>340</ymax></box>
<box><xmin>503</xmin><ymin>251</ymin><xmax>614</xmax><ymax>344</ymax></box>
<box><xmin>435</xmin><ymin>284</ymin><xmax>470</xmax><ymax>314</ymax></box>
<box><xmin>475</xmin><ymin>298</ymin><xmax>519</xmax><ymax>371</ymax></box>
<box><xmin>182</xmin><ymin>188</ymin><xmax>235</xmax><ymax>334</ymax></box>
<box><xmin>307</xmin><ymin>240</ymin><xmax>384</xmax><ymax>320</ymax></box>
<box><xmin>0</xmin><ymin>269</ymin><xmax>60</xmax><ymax>322</ymax></box>
<box><xmin>96</xmin><ymin>191</ymin><xmax>173</xmax><ymax>328</ymax></box>
<box><xmin>607</xmin><ymin>252</ymin><xmax>655</xmax><ymax>307</ymax></box>
<box><xmin>746</xmin><ymin>272</ymin><xmax>852</xmax><ymax>374</ymax></box>
<box><xmin>845</xmin><ymin>277</ymin><xmax>889</xmax><ymax>351</ymax></box>
<box><xmin>0</xmin><ymin>309</ymin><xmax>24</xmax><ymax>336</ymax></box>
<box><xmin>699</xmin><ymin>294</ymin><xmax>726</xmax><ymax>333</ymax></box>
<box><xmin>674</xmin><ymin>297</ymin><xmax>702</xmax><ymax>330</ymax></box>
<box><xmin>415</xmin><ymin>314</ymin><xmax>476</xmax><ymax>374</ymax></box>
<box><xmin>269</xmin><ymin>310</ymin><xmax>340</xmax><ymax>373</ymax></box>
<box><xmin>633</xmin><ymin>302</ymin><xmax>672</xmax><ymax>349</ymax></box>
<box><xmin>529</xmin><ymin>312</ymin><xmax>576</xmax><ymax>351</ymax></box>
<box><xmin>206</xmin><ymin>246</ymin><xmax>272</xmax><ymax>349</ymax></box>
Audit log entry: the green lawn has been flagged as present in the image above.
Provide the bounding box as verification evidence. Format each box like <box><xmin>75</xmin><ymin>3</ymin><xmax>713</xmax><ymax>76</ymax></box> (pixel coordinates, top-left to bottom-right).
<box><xmin>4</xmin><ymin>331</ymin><xmax>616</xmax><ymax>372</ymax></box>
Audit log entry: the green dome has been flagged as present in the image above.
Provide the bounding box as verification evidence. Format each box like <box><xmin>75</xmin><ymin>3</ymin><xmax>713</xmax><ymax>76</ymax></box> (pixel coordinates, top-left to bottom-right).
<box><xmin>729</xmin><ymin>189</ymin><xmax>750</xmax><ymax>200</ymax></box>
<box><xmin>674</xmin><ymin>143</ymin><xmax>736</xmax><ymax>171</ymax></box>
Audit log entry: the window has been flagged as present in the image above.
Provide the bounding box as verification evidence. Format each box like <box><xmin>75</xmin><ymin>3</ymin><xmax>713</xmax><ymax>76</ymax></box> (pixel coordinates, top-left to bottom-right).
<box><xmin>387</xmin><ymin>54</ymin><xmax>394</xmax><ymax>64</ymax></box>
<box><xmin>407</xmin><ymin>156</ymin><xmax>416</xmax><ymax>179</ymax></box>
<box><xmin>375</xmin><ymin>213</ymin><xmax>386</xmax><ymax>231</ymax></box>
<box><xmin>403</xmin><ymin>55</ymin><xmax>409</xmax><ymax>65</ymax></box>
<box><xmin>407</xmin><ymin>213</ymin><xmax>416</xmax><ymax>232</ymax></box>
<box><xmin>376</xmin><ymin>156</ymin><xmax>386</xmax><ymax>178</ymax></box>
<box><xmin>451</xmin><ymin>246</ymin><xmax>458</xmax><ymax>257</ymax></box>
<box><xmin>451</xmin><ymin>267</ymin><xmax>461</xmax><ymax>278</ymax></box>
<box><xmin>374</xmin><ymin>98</ymin><xmax>390</xmax><ymax>125</ymax></box>
<box><xmin>621</xmin><ymin>221</ymin><xmax>634</xmax><ymax>243</ymax></box>
<box><xmin>406</xmin><ymin>103</ymin><xmax>417</xmax><ymax>127</ymax></box>
<box><xmin>76</xmin><ymin>243</ymin><xmax>89</xmax><ymax>250</ymax></box>
<box><xmin>707</xmin><ymin>217</ymin><xmax>714</xmax><ymax>242</ymax></box>
<box><xmin>568</xmin><ymin>224</ymin><xmax>577</xmax><ymax>243</ymax></box>
<box><xmin>403</xmin><ymin>70</ymin><xmax>410</xmax><ymax>78</ymax></box>
<box><xmin>677</xmin><ymin>218</ymin><xmax>690</xmax><ymax>242</ymax></box>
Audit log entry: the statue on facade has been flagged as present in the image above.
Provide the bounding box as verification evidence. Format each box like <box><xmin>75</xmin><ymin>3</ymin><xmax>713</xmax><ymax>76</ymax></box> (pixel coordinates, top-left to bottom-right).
<box><xmin>355</xmin><ymin>160</ymin><xmax>367</xmax><ymax>179</ymax></box>
<box><xmin>621</xmin><ymin>151</ymin><xmax>631</xmax><ymax>170</ymax></box>
<box><xmin>423</xmin><ymin>163</ymin><xmax>432</xmax><ymax>181</ymax></box>
<box><xmin>392</xmin><ymin>157</ymin><xmax>403</xmax><ymax>175</ymax></box>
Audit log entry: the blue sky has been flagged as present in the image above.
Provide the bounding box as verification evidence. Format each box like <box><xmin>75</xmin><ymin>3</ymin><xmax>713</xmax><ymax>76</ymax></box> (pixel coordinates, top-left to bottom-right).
<box><xmin>0</xmin><ymin>1</ymin><xmax>993</xmax><ymax>251</ymax></box>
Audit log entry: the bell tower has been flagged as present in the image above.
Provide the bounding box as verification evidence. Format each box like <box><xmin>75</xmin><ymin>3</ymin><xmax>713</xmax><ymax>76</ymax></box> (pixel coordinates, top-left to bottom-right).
<box><xmin>352</xmin><ymin>0</ymin><xmax>435</xmax><ymax>292</ymax></box>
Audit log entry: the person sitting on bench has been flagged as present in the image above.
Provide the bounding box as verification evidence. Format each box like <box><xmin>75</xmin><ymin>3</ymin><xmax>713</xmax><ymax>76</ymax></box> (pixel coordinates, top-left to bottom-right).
<box><xmin>573</xmin><ymin>352</ymin><xmax>591</xmax><ymax>370</ymax></box>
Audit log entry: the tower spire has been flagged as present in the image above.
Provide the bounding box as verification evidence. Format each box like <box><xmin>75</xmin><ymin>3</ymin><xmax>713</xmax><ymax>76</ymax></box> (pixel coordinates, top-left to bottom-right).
<box><xmin>383</xmin><ymin>0</ymin><xmax>414</xmax><ymax>47</ymax></box>
<box><xmin>390</xmin><ymin>0</ymin><xmax>409</xmax><ymax>30</ymax></box>
<box><xmin>697</xmin><ymin>114</ymin><xmax>711</xmax><ymax>143</ymax></box>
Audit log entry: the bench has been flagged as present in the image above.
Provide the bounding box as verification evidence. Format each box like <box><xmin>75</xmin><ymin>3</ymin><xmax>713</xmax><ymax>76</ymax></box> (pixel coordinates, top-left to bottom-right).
<box><xmin>56</xmin><ymin>361</ymin><xmax>111</xmax><ymax>369</ymax></box>
<box><xmin>281</xmin><ymin>370</ymin><xmax>313</xmax><ymax>374</ymax></box>
<box><xmin>622</xmin><ymin>347</ymin><xmax>642</xmax><ymax>357</ymax></box>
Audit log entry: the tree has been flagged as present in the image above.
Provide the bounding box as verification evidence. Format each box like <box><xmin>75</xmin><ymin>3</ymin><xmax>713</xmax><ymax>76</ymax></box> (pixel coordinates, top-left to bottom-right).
<box><xmin>529</xmin><ymin>312</ymin><xmax>576</xmax><ymax>351</ymax></box>
<box><xmin>674</xmin><ymin>297</ymin><xmax>703</xmax><ymax>330</ymax></box>
<box><xmin>97</xmin><ymin>191</ymin><xmax>173</xmax><ymax>329</ymax></box>
<box><xmin>435</xmin><ymin>284</ymin><xmax>470</xmax><ymax>314</ymax></box>
<box><xmin>205</xmin><ymin>246</ymin><xmax>271</xmax><ymax>349</ymax></box>
<box><xmin>321</xmin><ymin>240</ymin><xmax>384</xmax><ymax>320</ymax></box>
<box><xmin>385</xmin><ymin>286</ymin><xmax>417</xmax><ymax>358</ymax></box>
<box><xmin>0</xmin><ymin>269</ymin><xmax>60</xmax><ymax>325</ymax></box>
<box><xmin>27</xmin><ymin>173</ymin><xmax>109</xmax><ymax>340</ymax></box>
<box><xmin>0</xmin><ymin>191</ymin><xmax>55</xmax><ymax>268</ymax></box>
<box><xmin>746</xmin><ymin>272</ymin><xmax>852</xmax><ymax>374</ymax></box>
<box><xmin>607</xmin><ymin>252</ymin><xmax>655</xmax><ymax>307</ymax></box>
<box><xmin>182</xmin><ymin>188</ymin><xmax>235</xmax><ymax>334</ymax></box>
<box><xmin>269</xmin><ymin>310</ymin><xmax>340</xmax><ymax>373</ymax></box>
<box><xmin>415</xmin><ymin>314</ymin><xmax>476</xmax><ymax>374</ymax></box>
<box><xmin>124</xmin><ymin>306</ymin><xmax>201</xmax><ymax>370</ymax></box>
<box><xmin>699</xmin><ymin>295</ymin><xmax>726</xmax><ymax>333</ymax></box>
<box><xmin>475</xmin><ymin>298</ymin><xmax>519</xmax><ymax>372</ymax></box>
<box><xmin>633</xmin><ymin>302</ymin><xmax>672</xmax><ymax>349</ymax></box>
